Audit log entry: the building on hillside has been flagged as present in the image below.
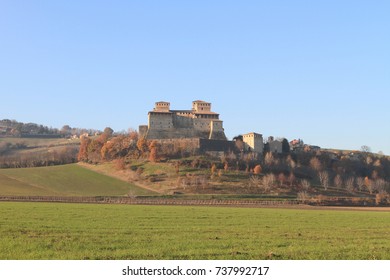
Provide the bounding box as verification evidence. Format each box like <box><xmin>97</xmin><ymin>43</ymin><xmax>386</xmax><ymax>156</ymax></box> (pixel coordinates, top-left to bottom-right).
<box><xmin>242</xmin><ymin>132</ymin><xmax>264</xmax><ymax>154</ymax></box>
<box><xmin>139</xmin><ymin>100</ymin><xmax>227</xmax><ymax>140</ymax></box>
<box><xmin>268</xmin><ymin>136</ymin><xmax>283</xmax><ymax>154</ymax></box>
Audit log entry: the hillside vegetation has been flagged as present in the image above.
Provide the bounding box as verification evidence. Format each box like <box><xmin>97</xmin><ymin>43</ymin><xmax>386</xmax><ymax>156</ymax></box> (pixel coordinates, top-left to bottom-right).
<box><xmin>76</xmin><ymin>130</ymin><xmax>390</xmax><ymax>205</ymax></box>
<box><xmin>0</xmin><ymin>164</ymin><xmax>155</xmax><ymax>196</ymax></box>
<box><xmin>0</xmin><ymin>137</ymin><xmax>79</xmax><ymax>168</ymax></box>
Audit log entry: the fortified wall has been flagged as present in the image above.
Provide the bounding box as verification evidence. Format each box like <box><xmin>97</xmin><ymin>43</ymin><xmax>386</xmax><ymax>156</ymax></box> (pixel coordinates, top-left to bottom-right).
<box><xmin>140</xmin><ymin>100</ymin><xmax>227</xmax><ymax>141</ymax></box>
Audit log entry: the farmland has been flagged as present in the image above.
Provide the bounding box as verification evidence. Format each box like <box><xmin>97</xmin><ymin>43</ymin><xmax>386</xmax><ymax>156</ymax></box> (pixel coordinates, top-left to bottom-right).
<box><xmin>0</xmin><ymin>202</ymin><xmax>389</xmax><ymax>260</ymax></box>
<box><xmin>0</xmin><ymin>164</ymin><xmax>156</xmax><ymax>196</ymax></box>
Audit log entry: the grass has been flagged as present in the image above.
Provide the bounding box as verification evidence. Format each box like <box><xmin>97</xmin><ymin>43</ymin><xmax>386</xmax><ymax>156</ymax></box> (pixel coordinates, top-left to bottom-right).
<box><xmin>0</xmin><ymin>202</ymin><xmax>389</xmax><ymax>260</ymax></box>
<box><xmin>0</xmin><ymin>164</ymin><xmax>156</xmax><ymax>196</ymax></box>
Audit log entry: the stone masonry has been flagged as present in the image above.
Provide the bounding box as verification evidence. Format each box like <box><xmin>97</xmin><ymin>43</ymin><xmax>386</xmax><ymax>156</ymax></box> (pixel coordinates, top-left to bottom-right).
<box><xmin>140</xmin><ymin>100</ymin><xmax>227</xmax><ymax>141</ymax></box>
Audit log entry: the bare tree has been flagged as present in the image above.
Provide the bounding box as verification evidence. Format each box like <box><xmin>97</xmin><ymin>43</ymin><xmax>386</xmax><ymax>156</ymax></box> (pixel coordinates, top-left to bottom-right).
<box><xmin>261</xmin><ymin>174</ymin><xmax>276</xmax><ymax>192</ymax></box>
<box><xmin>356</xmin><ymin>177</ymin><xmax>365</xmax><ymax>192</ymax></box>
<box><xmin>301</xmin><ymin>179</ymin><xmax>311</xmax><ymax>191</ymax></box>
<box><xmin>288</xmin><ymin>172</ymin><xmax>296</xmax><ymax>187</ymax></box>
<box><xmin>264</xmin><ymin>152</ymin><xmax>275</xmax><ymax>166</ymax></box>
<box><xmin>318</xmin><ymin>171</ymin><xmax>329</xmax><ymax>190</ymax></box>
<box><xmin>361</xmin><ymin>145</ymin><xmax>371</xmax><ymax>154</ymax></box>
<box><xmin>250</xmin><ymin>175</ymin><xmax>261</xmax><ymax>188</ymax></box>
<box><xmin>297</xmin><ymin>191</ymin><xmax>310</xmax><ymax>203</ymax></box>
<box><xmin>345</xmin><ymin>177</ymin><xmax>355</xmax><ymax>193</ymax></box>
<box><xmin>334</xmin><ymin>174</ymin><xmax>343</xmax><ymax>189</ymax></box>
<box><xmin>278</xmin><ymin>173</ymin><xmax>286</xmax><ymax>187</ymax></box>
<box><xmin>310</xmin><ymin>157</ymin><xmax>322</xmax><ymax>171</ymax></box>
<box><xmin>373</xmin><ymin>178</ymin><xmax>386</xmax><ymax>193</ymax></box>
<box><xmin>286</xmin><ymin>155</ymin><xmax>296</xmax><ymax>169</ymax></box>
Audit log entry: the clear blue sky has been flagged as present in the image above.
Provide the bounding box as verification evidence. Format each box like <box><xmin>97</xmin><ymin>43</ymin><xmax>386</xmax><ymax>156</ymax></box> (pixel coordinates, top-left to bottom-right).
<box><xmin>1</xmin><ymin>1</ymin><xmax>389</xmax><ymax>154</ymax></box>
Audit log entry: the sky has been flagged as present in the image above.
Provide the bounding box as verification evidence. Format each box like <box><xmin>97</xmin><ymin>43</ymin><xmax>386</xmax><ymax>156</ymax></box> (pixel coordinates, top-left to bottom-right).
<box><xmin>1</xmin><ymin>0</ymin><xmax>389</xmax><ymax>154</ymax></box>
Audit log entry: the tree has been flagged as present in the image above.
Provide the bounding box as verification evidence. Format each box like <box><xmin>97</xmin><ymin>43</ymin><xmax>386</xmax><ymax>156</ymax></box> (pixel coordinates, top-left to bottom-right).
<box><xmin>264</xmin><ymin>152</ymin><xmax>274</xmax><ymax>166</ymax></box>
<box><xmin>297</xmin><ymin>191</ymin><xmax>310</xmax><ymax>203</ymax></box>
<box><xmin>278</xmin><ymin>173</ymin><xmax>286</xmax><ymax>186</ymax></box>
<box><xmin>211</xmin><ymin>164</ymin><xmax>217</xmax><ymax>176</ymax></box>
<box><xmin>334</xmin><ymin>174</ymin><xmax>343</xmax><ymax>189</ymax></box>
<box><xmin>364</xmin><ymin>176</ymin><xmax>373</xmax><ymax>194</ymax></box>
<box><xmin>137</xmin><ymin>137</ymin><xmax>149</xmax><ymax>157</ymax></box>
<box><xmin>262</xmin><ymin>174</ymin><xmax>275</xmax><ymax>192</ymax></box>
<box><xmin>356</xmin><ymin>177</ymin><xmax>365</xmax><ymax>192</ymax></box>
<box><xmin>78</xmin><ymin>137</ymin><xmax>91</xmax><ymax>162</ymax></box>
<box><xmin>104</xmin><ymin>127</ymin><xmax>114</xmax><ymax>137</ymax></box>
<box><xmin>253</xmin><ymin>164</ymin><xmax>262</xmax><ymax>175</ymax></box>
<box><xmin>345</xmin><ymin>177</ymin><xmax>355</xmax><ymax>192</ymax></box>
<box><xmin>301</xmin><ymin>179</ymin><xmax>311</xmax><ymax>191</ymax></box>
<box><xmin>288</xmin><ymin>172</ymin><xmax>296</xmax><ymax>187</ymax></box>
<box><xmin>148</xmin><ymin>141</ymin><xmax>160</xmax><ymax>162</ymax></box>
<box><xmin>282</xmin><ymin>138</ymin><xmax>290</xmax><ymax>154</ymax></box>
<box><xmin>361</xmin><ymin>145</ymin><xmax>371</xmax><ymax>154</ymax></box>
<box><xmin>310</xmin><ymin>157</ymin><xmax>322</xmax><ymax>172</ymax></box>
<box><xmin>60</xmin><ymin>125</ymin><xmax>72</xmax><ymax>136</ymax></box>
<box><xmin>318</xmin><ymin>171</ymin><xmax>329</xmax><ymax>190</ymax></box>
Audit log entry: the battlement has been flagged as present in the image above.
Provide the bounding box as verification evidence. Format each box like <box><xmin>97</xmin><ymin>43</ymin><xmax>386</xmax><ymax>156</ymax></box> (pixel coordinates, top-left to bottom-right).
<box><xmin>154</xmin><ymin>101</ymin><xmax>171</xmax><ymax>112</ymax></box>
<box><xmin>192</xmin><ymin>100</ymin><xmax>211</xmax><ymax>113</ymax></box>
<box><xmin>140</xmin><ymin>100</ymin><xmax>226</xmax><ymax>141</ymax></box>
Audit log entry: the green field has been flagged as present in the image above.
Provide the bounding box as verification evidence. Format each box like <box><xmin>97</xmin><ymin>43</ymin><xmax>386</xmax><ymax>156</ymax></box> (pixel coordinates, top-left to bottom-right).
<box><xmin>0</xmin><ymin>164</ymin><xmax>156</xmax><ymax>196</ymax></box>
<box><xmin>0</xmin><ymin>202</ymin><xmax>389</xmax><ymax>260</ymax></box>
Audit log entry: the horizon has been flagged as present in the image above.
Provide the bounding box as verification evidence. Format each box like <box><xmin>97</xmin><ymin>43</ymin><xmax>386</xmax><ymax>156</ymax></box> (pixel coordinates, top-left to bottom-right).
<box><xmin>1</xmin><ymin>1</ymin><xmax>389</xmax><ymax>155</ymax></box>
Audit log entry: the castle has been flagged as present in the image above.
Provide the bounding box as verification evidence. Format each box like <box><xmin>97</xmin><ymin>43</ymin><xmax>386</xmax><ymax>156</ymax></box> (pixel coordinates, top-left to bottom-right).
<box><xmin>139</xmin><ymin>100</ymin><xmax>277</xmax><ymax>155</ymax></box>
<box><xmin>139</xmin><ymin>100</ymin><xmax>227</xmax><ymax>141</ymax></box>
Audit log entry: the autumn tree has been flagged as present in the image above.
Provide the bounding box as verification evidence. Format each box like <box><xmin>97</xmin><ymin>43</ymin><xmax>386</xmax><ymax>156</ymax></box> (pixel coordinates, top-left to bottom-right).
<box><xmin>310</xmin><ymin>157</ymin><xmax>322</xmax><ymax>172</ymax></box>
<box><xmin>78</xmin><ymin>137</ymin><xmax>91</xmax><ymax>162</ymax></box>
<box><xmin>211</xmin><ymin>164</ymin><xmax>217</xmax><ymax>176</ymax></box>
<box><xmin>364</xmin><ymin>176</ymin><xmax>373</xmax><ymax>194</ymax></box>
<box><xmin>137</xmin><ymin>137</ymin><xmax>149</xmax><ymax>157</ymax></box>
<box><xmin>149</xmin><ymin>141</ymin><xmax>160</xmax><ymax>162</ymax></box>
<box><xmin>224</xmin><ymin>162</ymin><xmax>229</xmax><ymax>172</ymax></box>
<box><xmin>253</xmin><ymin>164</ymin><xmax>262</xmax><ymax>175</ymax></box>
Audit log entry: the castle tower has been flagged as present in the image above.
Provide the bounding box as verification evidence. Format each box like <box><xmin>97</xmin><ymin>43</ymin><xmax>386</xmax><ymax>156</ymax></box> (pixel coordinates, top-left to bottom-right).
<box><xmin>192</xmin><ymin>100</ymin><xmax>211</xmax><ymax>113</ymax></box>
<box><xmin>243</xmin><ymin>132</ymin><xmax>264</xmax><ymax>154</ymax></box>
<box><xmin>154</xmin><ymin>101</ymin><xmax>170</xmax><ymax>112</ymax></box>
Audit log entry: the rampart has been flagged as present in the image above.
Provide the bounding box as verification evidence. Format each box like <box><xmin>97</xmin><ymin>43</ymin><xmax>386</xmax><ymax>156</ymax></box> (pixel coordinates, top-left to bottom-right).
<box><xmin>140</xmin><ymin>100</ymin><xmax>227</xmax><ymax>141</ymax></box>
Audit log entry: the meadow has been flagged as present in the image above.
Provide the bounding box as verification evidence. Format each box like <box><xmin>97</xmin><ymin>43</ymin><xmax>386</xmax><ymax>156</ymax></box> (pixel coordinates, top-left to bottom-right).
<box><xmin>0</xmin><ymin>202</ymin><xmax>389</xmax><ymax>260</ymax></box>
<box><xmin>0</xmin><ymin>164</ymin><xmax>155</xmax><ymax>196</ymax></box>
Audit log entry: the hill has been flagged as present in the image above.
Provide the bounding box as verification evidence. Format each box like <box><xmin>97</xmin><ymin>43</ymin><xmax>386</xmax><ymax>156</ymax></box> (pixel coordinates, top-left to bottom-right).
<box><xmin>0</xmin><ymin>137</ymin><xmax>80</xmax><ymax>168</ymax></box>
<box><xmin>0</xmin><ymin>164</ymin><xmax>156</xmax><ymax>196</ymax></box>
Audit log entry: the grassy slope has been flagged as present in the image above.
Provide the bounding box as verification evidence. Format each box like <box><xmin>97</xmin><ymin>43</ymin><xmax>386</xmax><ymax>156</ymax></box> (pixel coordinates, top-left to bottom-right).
<box><xmin>0</xmin><ymin>202</ymin><xmax>389</xmax><ymax>260</ymax></box>
<box><xmin>0</xmin><ymin>164</ymin><xmax>156</xmax><ymax>196</ymax></box>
